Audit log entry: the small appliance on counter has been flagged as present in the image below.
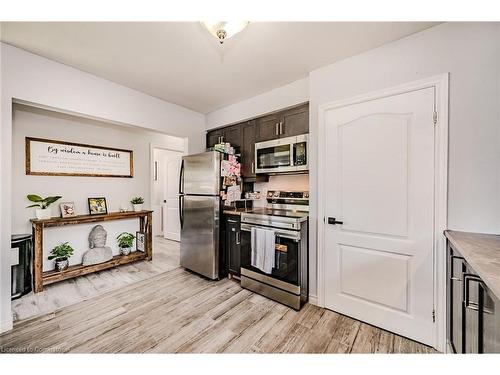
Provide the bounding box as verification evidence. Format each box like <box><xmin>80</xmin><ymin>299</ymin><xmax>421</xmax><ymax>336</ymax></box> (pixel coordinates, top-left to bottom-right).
<box><xmin>240</xmin><ymin>190</ymin><xmax>309</xmax><ymax>310</ymax></box>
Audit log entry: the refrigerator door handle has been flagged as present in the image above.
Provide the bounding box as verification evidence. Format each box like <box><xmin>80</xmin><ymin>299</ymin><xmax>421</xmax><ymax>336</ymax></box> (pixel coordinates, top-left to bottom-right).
<box><xmin>179</xmin><ymin>159</ymin><xmax>184</xmax><ymax>194</ymax></box>
<box><xmin>179</xmin><ymin>195</ymin><xmax>184</xmax><ymax>229</ymax></box>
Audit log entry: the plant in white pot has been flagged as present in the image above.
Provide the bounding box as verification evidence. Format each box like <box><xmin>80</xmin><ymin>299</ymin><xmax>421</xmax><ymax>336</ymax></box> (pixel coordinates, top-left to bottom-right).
<box><xmin>117</xmin><ymin>232</ymin><xmax>135</xmax><ymax>256</ymax></box>
<box><xmin>48</xmin><ymin>242</ymin><xmax>74</xmax><ymax>272</ymax></box>
<box><xmin>26</xmin><ymin>194</ymin><xmax>62</xmax><ymax>220</ymax></box>
<box><xmin>130</xmin><ymin>196</ymin><xmax>144</xmax><ymax>212</ymax></box>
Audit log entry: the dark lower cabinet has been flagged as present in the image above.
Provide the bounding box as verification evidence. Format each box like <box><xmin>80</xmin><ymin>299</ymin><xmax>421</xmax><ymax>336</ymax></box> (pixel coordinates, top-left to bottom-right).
<box><xmin>224</xmin><ymin>215</ymin><xmax>241</xmax><ymax>277</ymax></box>
<box><xmin>447</xmin><ymin>241</ymin><xmax>500</xmax><ymax>353</ymax></box>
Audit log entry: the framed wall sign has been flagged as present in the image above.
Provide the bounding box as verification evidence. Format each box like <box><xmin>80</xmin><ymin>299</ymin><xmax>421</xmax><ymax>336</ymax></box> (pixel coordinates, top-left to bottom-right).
<box><xmin>25</xmin><ymin>137</ymin><xmax>133</xmax><ymax>177</ymax></box>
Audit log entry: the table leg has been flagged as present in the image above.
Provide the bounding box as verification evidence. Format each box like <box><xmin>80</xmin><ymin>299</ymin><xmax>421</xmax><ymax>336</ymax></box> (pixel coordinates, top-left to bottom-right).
<box><xmin>33</xmin><ymin>223</ymin><xmax>44</xmax><ymax>293</ymax></box>
<box><xmin>146</xmin><ymin>212</ymin><xmax>153</xmax><ymax>261</ymax></box>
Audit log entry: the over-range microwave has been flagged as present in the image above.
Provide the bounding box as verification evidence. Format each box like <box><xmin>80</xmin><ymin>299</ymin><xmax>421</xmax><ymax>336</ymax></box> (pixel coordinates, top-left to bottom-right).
<box><xmin>255</xmin><ymin>134</ymin><xmax>308</xmax><ymax>174</ymax></box>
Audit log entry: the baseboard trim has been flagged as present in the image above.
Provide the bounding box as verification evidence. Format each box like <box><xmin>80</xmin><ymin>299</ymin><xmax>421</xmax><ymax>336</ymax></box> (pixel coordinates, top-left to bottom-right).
<box><xmin>0</xmin><ymin>318</ymin><xmax>13</xmax><ymax>333</ymax></box>
<box><xmin>308</xmin><ymin>294</ymin><xmax>318</xmax><ymax>306</ymax></box>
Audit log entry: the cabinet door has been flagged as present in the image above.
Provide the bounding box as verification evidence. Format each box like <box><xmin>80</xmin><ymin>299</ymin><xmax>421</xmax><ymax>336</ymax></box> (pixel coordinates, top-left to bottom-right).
<box><xmin>256</xmin><ymin>113</ymin><xmax>280</xmax><ymax>142</ymax></box>
<box><xmin>280</xmin><ymin>104</ymin><xmax>309</xmax><ymax>137</ymax></box>
<box><xmin>464</xmin><ymin>266</ymin><xmax>481</xmax><ymax>353</ymax></box>
<box><xmin>449</xmin><ymin>248</ymin><xmax>466</xmax><ymax>353</ymax></box>
<box><xmin>482</xmin><ymin>285</ymin><xmax>500</xmax><ymax>353</ymax></box>
<box><xmin>241</xmin><ymin>121</ymin><xmax>256</xmax><ymax>178</ymax></box>
<box><xmin>226</xmin><ymin>217</ymin><xmax>241</xmax><ymax>276</ymax></box>
<box><xmin>207</xmin><ymin>129</ymin><xmax>223</xmax><ymax>149</ymax></box>
<box><xmin>223</xmin><ymin>125</ymin><xmax>242</xmax><ymax>148</ymax></box>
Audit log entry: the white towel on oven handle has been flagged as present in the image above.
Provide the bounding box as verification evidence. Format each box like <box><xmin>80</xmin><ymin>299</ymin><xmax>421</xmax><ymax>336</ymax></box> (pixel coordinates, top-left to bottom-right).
<box><xmin>251</xmin><ymin>227</ymin><xmax>275</xmax><ymax>274</ymax></box>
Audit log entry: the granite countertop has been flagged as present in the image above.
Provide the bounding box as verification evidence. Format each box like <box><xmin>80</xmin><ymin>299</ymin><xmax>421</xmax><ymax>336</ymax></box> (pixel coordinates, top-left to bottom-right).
<box><xmin>445</xmin><ymin>230</ymin><xmax>500</xmax><ymax>298</ymax></box>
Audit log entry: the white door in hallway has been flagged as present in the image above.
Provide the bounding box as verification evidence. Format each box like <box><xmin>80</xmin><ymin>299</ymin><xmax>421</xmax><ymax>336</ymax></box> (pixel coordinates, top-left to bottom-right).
<box><xmin>323</xmin><ymin>87</ymin><xmax>436</xmax><ymax>346</ymax></box>
<box><xmin>163</xmin><ymin>153</ymin><xmax>182</xmax><ymax>241</ymax></box>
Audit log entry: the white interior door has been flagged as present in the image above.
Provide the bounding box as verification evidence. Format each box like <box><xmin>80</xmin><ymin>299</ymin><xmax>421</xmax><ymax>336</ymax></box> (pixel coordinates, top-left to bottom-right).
<box><xmin>323</xmin><ymin>87</ymin><xmax>436</xmax><ymax>346</ymax></box>
<box><xmin>163</xmin><ymin>153</ymin><xmax>182</xmax><ymax>241</ymax></box>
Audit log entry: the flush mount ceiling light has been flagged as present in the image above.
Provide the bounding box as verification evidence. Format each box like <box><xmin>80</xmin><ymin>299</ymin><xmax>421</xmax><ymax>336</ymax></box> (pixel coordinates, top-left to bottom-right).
<box><xmin>202</xmin><ymin>21</ymin><xmax>249</xmax><ymax>44</ymax></box>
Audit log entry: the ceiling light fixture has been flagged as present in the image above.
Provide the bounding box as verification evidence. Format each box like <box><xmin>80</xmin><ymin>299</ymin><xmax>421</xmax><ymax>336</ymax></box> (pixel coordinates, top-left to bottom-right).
<box><xmin>202</xmin><ymin>21</ymin><xmax>249</xmax><ymax>44</ymax></box>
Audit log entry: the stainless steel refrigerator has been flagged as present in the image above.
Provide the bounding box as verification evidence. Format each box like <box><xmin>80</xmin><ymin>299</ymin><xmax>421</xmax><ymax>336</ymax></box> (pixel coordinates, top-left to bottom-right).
<box><xmin>179</xmin><ymin>151</ymin><xmax>222</xmax><ymax>279</ymax></box>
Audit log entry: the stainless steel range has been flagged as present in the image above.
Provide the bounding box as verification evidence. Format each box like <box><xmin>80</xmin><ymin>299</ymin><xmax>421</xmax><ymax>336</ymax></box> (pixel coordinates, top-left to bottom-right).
<box><xmin>240</xmin><ymin>191</ymin><xmax>309</xmax><ymax>310</ymax></box>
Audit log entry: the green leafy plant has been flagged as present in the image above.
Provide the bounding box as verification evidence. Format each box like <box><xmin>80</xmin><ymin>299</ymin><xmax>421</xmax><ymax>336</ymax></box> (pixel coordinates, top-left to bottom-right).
<box><xmin>48</xmin><ymin>242</ymin><xmax>74</xmax><ymax>261</ymax></box>
<box><xmin>130</xmin><ymin>197</ymin><xmax>144</xmax><ymax>204</ymax></box>
<box><xmin>117</xmin><ymin>232</ymin><xmax>135</xmax><ymax>248</ymax></box>
<box><xmin>26</xmin><ymin>194</ymin><xmax>62</xmax><ymax>209</ymax></box>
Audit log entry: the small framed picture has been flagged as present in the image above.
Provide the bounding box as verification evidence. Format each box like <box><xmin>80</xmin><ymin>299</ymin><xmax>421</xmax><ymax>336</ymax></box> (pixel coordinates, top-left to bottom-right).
<box><xmin>136</xmin><ymin>231</ymin><xmax>145</xmax><ymax>252</ymax></box>
<box><xmin>88</xmin><ymin>197</ymin><xmax>108</xmax><ymax>215</ymax></box>
<box><xmin>60</xmin><ymin>202</ymin><xmax>76</xmax><ymax>218</ymax></box>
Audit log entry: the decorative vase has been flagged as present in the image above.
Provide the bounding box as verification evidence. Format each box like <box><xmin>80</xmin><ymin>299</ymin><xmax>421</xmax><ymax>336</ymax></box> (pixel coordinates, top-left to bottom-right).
<box><xmin>120</xmin><ymin>246</ymin><xmax>132</xmax><ymax>256</ymax></box>
<box><xmin>35</xmin><ymin>208</ymin><xmax>51</xmax><ymax>220</ymax></box>
<box><xmin>55</xmin><ymin>258</ymin><xmax>69</xmax><ymax>272</ymax></box>
<box><xmin>132</xmin><ymin>204</ymin><xmax>143</xmax><ymax>212</ymax></box>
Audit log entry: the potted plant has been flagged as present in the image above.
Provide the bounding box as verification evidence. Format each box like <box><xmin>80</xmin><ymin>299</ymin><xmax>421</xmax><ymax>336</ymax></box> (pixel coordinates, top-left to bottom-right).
<box><xmin>26</xmin><ymin>194</ymin><xmax>62</xmax><ymax>220</ymax></box>
<box><xmin>48</xmin><ymin>242</ymin><xmax>74</xmax><ymax>272</ymax></box>
<box><xmin>130</xmin><ymin>197</ymin><xmax>144</xmax><ymax>211</ymax></box>
<box><xmin>117</xmin><ymin>232</ymin><xmax>135</xmax><ymax>256</ymax></box>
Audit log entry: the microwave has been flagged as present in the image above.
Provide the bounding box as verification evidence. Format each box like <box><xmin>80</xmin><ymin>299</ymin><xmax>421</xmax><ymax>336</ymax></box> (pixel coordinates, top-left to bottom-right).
<box><xmin>255</xmin><ymin>134</ymin><xmax>308</xmax><ymax>174</ymax></box>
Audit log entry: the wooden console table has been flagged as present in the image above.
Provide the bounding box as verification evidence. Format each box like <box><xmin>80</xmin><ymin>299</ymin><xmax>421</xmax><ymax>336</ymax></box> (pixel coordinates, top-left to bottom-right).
<box><xmin>31</xmin><ymin>210</ymin><xmax>153</xmax><ymax>293</ymax></box>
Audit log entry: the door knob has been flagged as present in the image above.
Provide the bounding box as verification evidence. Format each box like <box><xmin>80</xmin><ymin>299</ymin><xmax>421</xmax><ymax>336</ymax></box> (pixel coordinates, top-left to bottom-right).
<box><xmin>328</xmin><ymin>217</ymin><xmax>343</xmax><ymax>225</ymax></box>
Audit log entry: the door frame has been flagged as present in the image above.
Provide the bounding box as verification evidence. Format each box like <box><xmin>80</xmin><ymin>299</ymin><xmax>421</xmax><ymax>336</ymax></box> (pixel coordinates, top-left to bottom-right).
<box><xmin>316</xmin><ymin>74</ymin><xmax>449</xmax><ymax>351</ymax></box>
<box><xmin>149</xmin><ymin>141</ymin><xmax>187</xmax><ymax>238</ymax></box>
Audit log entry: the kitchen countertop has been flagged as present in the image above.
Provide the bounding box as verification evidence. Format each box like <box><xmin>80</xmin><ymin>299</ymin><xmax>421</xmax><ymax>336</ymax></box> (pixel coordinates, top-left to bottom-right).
<box><xmin>445</xmin><ymin>230</ymin><xmax>500</xmax><ymax>298</ymax></box>
<box><xmin>222</xmin><ymin>209</ymin><xmax>252</xmax><ymax>216</ymax></box>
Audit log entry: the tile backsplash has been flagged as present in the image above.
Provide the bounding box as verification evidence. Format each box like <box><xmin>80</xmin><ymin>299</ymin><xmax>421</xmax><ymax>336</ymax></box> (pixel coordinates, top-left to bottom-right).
<box><xmin>252</xmin><ymin>174</ymin><xmax>309</xmax><ymax>207</ymax></box>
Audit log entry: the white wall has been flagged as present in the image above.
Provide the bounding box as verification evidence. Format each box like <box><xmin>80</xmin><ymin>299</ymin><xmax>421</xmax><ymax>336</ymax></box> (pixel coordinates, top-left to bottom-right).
<box><xmin>205</xmin><ymin>77</ymin><xmax>309</xmax><ymax>129</ymax></box>
<box><xmin>12</xmin><ymin>105</ymin><xmax>184</xmax><ymax>269</ymax></box>
<box><xmin>308</xmin><ymin>22</ymin><xmax>500</xmax><ymax>297</ymax></box>
<box><xmin>0</xmin><ymin>42</ymin><xmax>205</xmax><ymax>332</ymax></box>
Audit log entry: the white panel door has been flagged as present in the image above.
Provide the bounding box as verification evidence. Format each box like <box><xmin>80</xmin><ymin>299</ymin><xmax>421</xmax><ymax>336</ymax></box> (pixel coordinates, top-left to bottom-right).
<box><xmin>323</xmin><ymin>87</ymin><xmax>435</xmax><ymax>346</ymax></box>
<box><xmin>163</xmin><ymin>153</ymin><xmax>182</xmax><ymax>241</ymax></box>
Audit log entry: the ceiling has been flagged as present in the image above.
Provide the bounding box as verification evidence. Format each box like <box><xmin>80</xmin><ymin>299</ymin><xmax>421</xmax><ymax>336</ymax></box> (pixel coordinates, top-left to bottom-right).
<box><xmin>0</xmin><ymin>22</ymin><xmax>438</xmax><ymax>113</ymax></box>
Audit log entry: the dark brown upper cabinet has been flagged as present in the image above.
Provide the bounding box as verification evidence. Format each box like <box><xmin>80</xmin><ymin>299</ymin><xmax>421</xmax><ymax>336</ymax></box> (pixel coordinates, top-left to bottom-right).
<box><xmin>255</xmin><ymin>112</ymin><xmax>282</xmax><ymax>142</ymax></box>
<box><xmin>206</xmin><ymin>129</ymin><xmax>223</xmax><ymax>149</ymax></box>
<box><xmin>280</xmin><ymin>103</ymin><xmax>309</xmax><ymax>138</ymax></box>
<box><xmin>255</xmin><ymin>103</ymin><xmax>309</xmax><ymax>142</ymax></box>
<box><xmin>222</xmin><ymin>124</ymin><xmax>242</xmax><ymax>148</ymax></box>
<box><xmin>205</xmin><ymin>103</ymin><xmax>308</xmax><ymax>179</ymax></box>
<box><xmin>241</xmin><ymin>121</ymin><xmax>256</xmax><ymax>178</ymax></box>
<box><xmin>206</xmin><ymin>125</ymin><xmax>241</xmax><ymax>149</ymax></box>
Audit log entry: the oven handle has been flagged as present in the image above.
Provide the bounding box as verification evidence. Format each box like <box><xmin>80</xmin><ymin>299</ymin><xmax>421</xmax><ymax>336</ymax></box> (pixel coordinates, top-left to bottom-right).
<box><xmin>241</xmin><ymin>223</ymin><xmax>300</xmax><ymax>241</ymax></box>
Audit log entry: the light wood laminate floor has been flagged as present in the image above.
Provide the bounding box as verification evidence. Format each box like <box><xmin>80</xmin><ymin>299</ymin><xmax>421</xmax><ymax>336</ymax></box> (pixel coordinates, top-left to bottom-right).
<box><xmin>2</xmin><ymin>237</ymin><xmax>437</xmax><ymax>354</ymax></box>
<box><xmin>11</xmin><ymin>236</ymin><xmax>180</xmax><ymax>322</ymax></box>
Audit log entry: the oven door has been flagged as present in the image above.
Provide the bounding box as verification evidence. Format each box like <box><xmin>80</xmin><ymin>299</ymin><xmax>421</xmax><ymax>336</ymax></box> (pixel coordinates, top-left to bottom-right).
<box><xmin>240</xmin><ymin>223</ymin><xmax>301</xmax><ymax>286</ymax></box>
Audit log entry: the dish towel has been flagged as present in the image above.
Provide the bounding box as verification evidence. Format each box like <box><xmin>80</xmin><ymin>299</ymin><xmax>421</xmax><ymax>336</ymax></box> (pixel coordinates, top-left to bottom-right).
<box><xmin>251</xmin><ymin>227</ymin><xmax>275</xmax><ymax>274</ymax></box>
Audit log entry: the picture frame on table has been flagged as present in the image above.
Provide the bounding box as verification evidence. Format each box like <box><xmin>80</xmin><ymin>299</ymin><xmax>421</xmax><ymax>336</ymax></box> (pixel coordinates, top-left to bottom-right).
<box><xmin>136</xmin><ymin>231</ymin><xmax>145</xmax><ymax>252</ymax></box>
<box><xmin>60</xmin><ymin>202</ymin><xmax>76</xmax><ymax>218</ymax></box>
<box><xmin>88</xmin><ymin>197</ymin><xmax>108</xmax><ymax>215</ymax></box>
